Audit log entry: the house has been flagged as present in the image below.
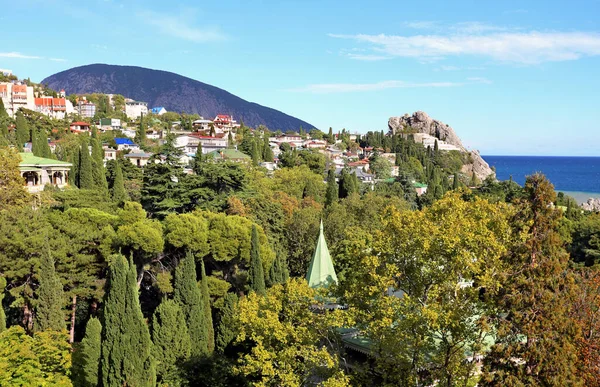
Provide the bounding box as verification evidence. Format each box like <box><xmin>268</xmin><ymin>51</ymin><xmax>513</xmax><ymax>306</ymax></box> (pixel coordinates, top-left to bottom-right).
<box><xmin>0</xmin><ymin>82</ymin><xmax>35</xmax><ymax>117</ymax></box>
<box><xmin>99</xmin><ymin>118</ymin><xmax>122</xmax><ymax>131</ymax></box>
<box><xmin>206</xmin><ymin>148</ymin><xmax>251</xmax><ymax>162</ymax></box>
<box><xmin>114</xmin><ymin>138</ymin><xmax>140</xmax><ymax>152</ymax></box>
<box><xmin>124</xmin><ymin>152</ymin><xmax>152</xmax><ymax>167</ymax></box>
<box><xmin>192</xmin><ymin>118</ymin><xmax>214</xmax><ymax>131</ymax></box>
<box><xmin>34</xmin><ymin>97</ymin><xmax>73</xmax><ymax>119</ymax></box>
<box><xmin>304</xmin><ymin>140</ymin><xmax>327</xmax><ymax>149</ymax></box>
<box><xmin>19</xmin><ymin>152</ymin><xmax>72</xmax><ymax>193</ymax></box>
<box><xmin>103</xmin><ymin>146</ymin><xmax>117</xmax><ymax>162</ymax></box>
<box><xmin>150</xmin><ymin>106</ymin><xmax>167</xmax><ymax>115</ymax></box>
<box><xmin>70</xmin><ymin>121</ymin><xmax>91</xmax><ymax>133</ymax></box>
<box><xmin>125</xmin><ymin>99</ymin><xmax>148</xmax><ymax>119</ymax></box>
<box><xmin>77</xmin><ymin>99</ymin><xmax>96</xmax><ymax>118</ymax></box>
<box><xmin>174</xmin><ymin>134</ymin><xmax>228</xmax><ymax>155</ymax></box>
<box><xmin>413</xmin><ymin>182</ymin><xmax>428</xmax><ymax>196</ymax></box>
<box><xmin>213</xmin><ymin>114</ymin><xmax>240</xmax><ymax>132</ymax></box>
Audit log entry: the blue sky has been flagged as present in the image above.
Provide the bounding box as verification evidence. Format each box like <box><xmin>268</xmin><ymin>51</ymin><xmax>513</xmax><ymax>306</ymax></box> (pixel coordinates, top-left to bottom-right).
<box><xmin>1</xmin><ymin>0</ymin><xmax>600</xmax><ymax>155</ymax></box>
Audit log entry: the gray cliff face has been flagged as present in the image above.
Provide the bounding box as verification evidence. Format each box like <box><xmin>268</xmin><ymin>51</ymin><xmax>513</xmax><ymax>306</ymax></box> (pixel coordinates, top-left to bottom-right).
<box><xmin>388</xmin><ymin>111</ymin><xmax>495</xmax><ymax>181</ymax></box>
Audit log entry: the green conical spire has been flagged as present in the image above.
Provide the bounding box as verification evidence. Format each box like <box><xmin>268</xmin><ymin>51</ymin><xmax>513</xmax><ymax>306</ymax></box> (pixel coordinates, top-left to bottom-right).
<box><xmin>306</xmin><ymin>220</ymin><xmax>338</xmax><ymax>288</ymax></box>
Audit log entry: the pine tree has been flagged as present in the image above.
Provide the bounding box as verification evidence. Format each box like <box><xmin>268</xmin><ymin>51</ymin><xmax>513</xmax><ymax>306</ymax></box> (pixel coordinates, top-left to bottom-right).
<box><xmin>174</xmin><ymin>251</ymin><xmax>208</xmax><ymax>357</ymax></box>
<box><xmin>200</xmin><ymin>260</ymin><xmax>215</xmax><ymax>353</ymax></box>
<box><xmin>111</xmin><ymin>161</ymin><xmax>129</xmax><ymax>204</ymax></box>
<box><xmin>325</xmin><ymin>168</ymin><xmax>338</xmax><ymax>207</ymax></box>
<box><xmin>482</xmin><ymin>174</ymin><xmax>582</xmax><ymax>386</ymax></box>
<box><xmin>15</xmin><ymin>110</ymin><xmax>29</xmax><ymax>150</ymax></box>
<box><xmin>151</xmin><ymin>299</ymin><xmax>191</xmax><ymax>384</ymax></box>
<box><xmin>216</xmin><ymin>293</ymin><xmax>238</xmax><ymax>352</ymax></box>
<box><xmin>248</xmin><ymin>225</ymin><xmax>266</xmax><ymax>295</ymax></box>
<box><xmin>34</xmin><ymin>248</ymin><xmax>65</xmax><ymax>332</ymax></box>
<box><xmin>100</xmin><ymin>254</ymin><xmax>156</xmax><ymax>387</ymax></box>
<box><xmin>73</xmin><ymin>317</ymin><xmax>102</xmax><ymax>387</ymax></box>
<box><xmin>0</xmin><ymin>277</ymin><xmax>6</xmax><ymax>332</ymax></box>
<box><xmin>78</xmin><ymin>139</ymin><xmax>94</xmax><ymax>189</ymax></box>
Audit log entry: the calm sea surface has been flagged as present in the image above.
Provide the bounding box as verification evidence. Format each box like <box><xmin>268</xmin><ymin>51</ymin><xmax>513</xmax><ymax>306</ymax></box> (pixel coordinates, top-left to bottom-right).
<box><xmin>483</xmin><ymin>156</ymin><xmax>600</xmax><ymax>198</ymax></box>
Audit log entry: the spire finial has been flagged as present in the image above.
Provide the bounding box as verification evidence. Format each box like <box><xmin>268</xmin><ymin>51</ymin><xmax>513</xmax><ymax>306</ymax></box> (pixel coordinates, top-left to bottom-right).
<box><xmin>320</xmin><ymin>219</ymin><xmax>324</xmax><ymax>232</ymax></box>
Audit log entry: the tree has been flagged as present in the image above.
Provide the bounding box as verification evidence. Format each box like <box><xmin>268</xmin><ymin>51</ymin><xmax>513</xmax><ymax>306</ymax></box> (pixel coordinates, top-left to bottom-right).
<box><xmin>200</xmin><ymin>260</ymin><xmax>215</xmax><ymax>353</ymax></box>
<box><xmin>151</xmin><ymin>299</ymin><xmax>191</xmax><ymax>385</ymax></box>
<box><xmin>110</xmin><ymin>160</ymin><xmax>129</xmax><ymax>204</ymax></box>
<box><xmin>452</xmin><ymin>173</ymin><xmax>460</xmax><ymax>190</ymax></box>
<box><xmin>227</xmin><ymin>131</ymin><xmax>234</xmax><ymax>148</ymax></box>
<box><xmin>370</xmin><ymin>156</ymin><xmax>392</xmax><ymax>179</ymax></box>
<box><xmin>251</xmin><ymin>138</ymin><xmax>260</xmax><ymax>166</ymax></box>
<box><xmin>100</xmin><ymin>254</ymin><xmax>155</xmax><ymax>387</ymax></box>
<box><xmin>269</xmin><ymin>253</ymin><xmax>289</xmax><ymax>286</ymax></box>
<box><xmin>482</xmin><ymin>174</ymin><xmax>582</xmax><ymax>386</ymax></box>
<box><xmin>90</xmin><ymin>127</ymin><xmax>108</xmax><ymax>194</ymax></box>
<box><xmin>263</xmin><ymin>135</ymin><xmax>274</xmax><ymax>162</ymax></box>
<box><xmin>193</xmin><ymin>141</ymin><xmax>203</xmax><ymax>169</ymax></box>
<box><xmin>235</xmin><ymin>279</ymin><xmax>348</xmax><ymax>386</ymax></box>
<box><xmin>248</xmin><ymin>225</ymin><xmax>266</xmax><ymax>295</ymax></box>
<box><xmin>0</xmin><ymin>277</ymin><xmax>6</xmax><ymax>333</ymax></box>
<box><xmin>136</xmin><ymin>112</ymin><xmax>147</xmax><ymax>145</ymax></box>
<box><xmin>15</xmin><ymin>110</ymin><xmax>29</xmax><ymax>149</ymax></box>
<box><xmin>174</xmin><ymin>251</ymin><xmax>209</xmax><ymax>357</ymax></box>
<box><xmin>0</xmin><ymin>147</ymin><xmax>29</xmax><ymax>210</ymax></box>
<box><xmin>72</xmin><ymin>317</ymin><xmax>101</xmax><ymax>387</ymax></box>
<box><xmin>327</xmin><ymin>127</ymin><xmax>334</xmax><ymax>144</ymax></box>
<box><xmin>216</xmin><ymin>293</ymin><xmax>238</xmax><ymax>352</ymax></box>
<box><xmin>34</xmin><ymin>248</ymin><xmax>66</xmax><ymax>332</ymax></box>
<box><xmin>0</xmin><ymin>98</ymin><xmax>7</xmax><ymax>120</ymax></box>
<box><xmin>0</xmin><ymin>326</ymin><xmax>72</xmax><ymax>386</ymax></box>
<box><xmin>338</xmin><ymin>168</ymin><xmax>359</xmax><ymax>199</ymax></box>
<box><xmin>325</xmin><ymin>168</ymin><xmax>338</xmax><ymax>207</ymax></box>
<box><xmin>78</xmin><ymin>139</ymin><xmax>94</xmax><ymax>189</ymax></box>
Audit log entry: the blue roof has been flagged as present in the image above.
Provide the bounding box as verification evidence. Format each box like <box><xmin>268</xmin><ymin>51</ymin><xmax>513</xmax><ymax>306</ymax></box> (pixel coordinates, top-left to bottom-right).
<box><xmin>115</xmin><ymin>138</ymin><xmax>135</xmax><ymax>145</ymax></box>
<box><xmin>150</xmin><ymin>107</ymin><xmax>166</xmax><ymax>114</ymax></box>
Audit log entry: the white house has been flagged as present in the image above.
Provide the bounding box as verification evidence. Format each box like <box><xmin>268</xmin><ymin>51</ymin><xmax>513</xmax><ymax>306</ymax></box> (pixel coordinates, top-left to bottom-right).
<box><xmin>174</xmin><ymin>134</ymin><xmax>228</xmax><ymax>155</ymax></box>
<box><xmin>115</xmin><ymin>138</ymin><xmax>140</xmax><ymax>152</ymax></box>
<box><xmin>0</xmin><ymin>82</ymin><xmax>35</xmax><ymax>117</ymax></box>
<box><xmin>124</xmin><ymin>152</ymin><xmax>153</xmax><ymax>167</ymax></box>
<box><xmin>19</xmin><ymin>152</ymin><xmax>72</xmax><ymax>193</ymax></box>
<box><xmin>125</xmin><ymin>99</ymin><xmax>148</xmax><ymax>119</ymax></box>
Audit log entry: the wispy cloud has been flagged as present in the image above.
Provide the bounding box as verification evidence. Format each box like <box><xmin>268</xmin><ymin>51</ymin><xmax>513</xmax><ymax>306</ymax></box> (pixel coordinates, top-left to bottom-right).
<box><xmin>289</xmin><ymin>80</ymin><xmax>461</xmax><ymax>94</ymax></box>
<box><xmin>329</xmin><ymin>30</ymin><xmax>600</xmax><ymax>64</ymax></box>
<box><xmin>138</xmin><ymin>10</ymin><xmax>225</xmax><ymax>43</ymax></box>
<box><xmin>0</xmin><ymin>52</ymin><xmax>67</xmax><ymax>62</ymax></box>
<box><xmin>467</xmin><ymin>77</ymin><xmax>493</xmax><ymax>84</ymax></box>
<box><xmin>0</xmin><ymin>52</ymin><xmax>42</xmax><ymax>59</ymax></box>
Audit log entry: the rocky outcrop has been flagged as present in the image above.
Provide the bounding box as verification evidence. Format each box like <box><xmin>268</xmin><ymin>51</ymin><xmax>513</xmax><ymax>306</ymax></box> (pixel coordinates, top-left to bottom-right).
<box><xmin>582</xmin><ymin>198</ymin><xmax>600</xmax><ymax>212</ymax></box>
<box><xmin>388</xmin><ymin>111</ymin><xmax>495</xmax><ymax>181</ymax></box>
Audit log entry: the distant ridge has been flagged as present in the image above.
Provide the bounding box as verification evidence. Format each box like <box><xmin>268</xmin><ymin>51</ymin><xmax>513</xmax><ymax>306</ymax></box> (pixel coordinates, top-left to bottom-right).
<box><xmin>42</xmin><ymin>63</ymin><xmax>315</xmax><ymax>130</ymax></box>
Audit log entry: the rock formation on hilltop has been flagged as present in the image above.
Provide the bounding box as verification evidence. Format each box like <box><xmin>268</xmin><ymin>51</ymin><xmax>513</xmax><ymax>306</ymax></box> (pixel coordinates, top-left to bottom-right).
<box><xmin>388</xmin><ymin>111</ymin><xmax>495</xmax><ymax>181</ymax></box>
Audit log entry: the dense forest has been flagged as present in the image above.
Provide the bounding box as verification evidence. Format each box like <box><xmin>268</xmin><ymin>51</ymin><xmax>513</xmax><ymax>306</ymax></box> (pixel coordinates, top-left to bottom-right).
<box><xmin>1</xmin><ymin>104</ymin><xmax>600</xmax><ymax>386</ymax></box>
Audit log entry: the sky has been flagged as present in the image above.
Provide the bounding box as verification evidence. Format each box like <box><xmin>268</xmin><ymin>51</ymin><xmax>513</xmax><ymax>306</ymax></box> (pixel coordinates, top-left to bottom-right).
<box><xmin>1</xmin><ymin>0</ymin><xmax>599</xmax><ymax>156</ymax></box>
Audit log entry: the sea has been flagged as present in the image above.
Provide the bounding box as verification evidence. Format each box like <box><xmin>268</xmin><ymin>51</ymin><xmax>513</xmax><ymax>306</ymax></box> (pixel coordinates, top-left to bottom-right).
<box><xmin>483</xmin><ymin>156</ymin><xmax>600</xmax><ymax>204</ymax></box>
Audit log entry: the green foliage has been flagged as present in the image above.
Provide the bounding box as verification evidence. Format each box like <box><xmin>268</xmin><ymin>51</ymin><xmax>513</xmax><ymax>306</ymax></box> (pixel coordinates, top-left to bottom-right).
<box><xmin>369</xmin><ymin>156</ymin><xmax>392</xmax><ymax>179</ymax></box>
<box><xmin>174</xmin><ymin>251</ymin><xmax>209</xmax><ymax>357</ymax></box>
<box><xmin>216</xmin><ymin>292</ymin><xmax>238</xmax><ymax>353</ymax></box>
<box><xmin>325</xmin><ymin>168</ymin><xmax>338</xmax><ymax>207</ymax></box>
<box><xmin>0</xmin><ymin>147</ymin><xmax>29</xmax><ymax>210</ymax></box>
<box><xmin>200</xmin><ymin>260</ymin><xmax>215</xmax><ymax>353</ymax></box>
<box><xmin>110</xmin><ymin>160</ymin><xmax>129</xmax><ymax>204</ymax></box>
<box><xmin>249</xmin><ymin>225</ymin><xmax>266</xmax><ymax>295</ymax></box>
<box><xmin>164</xmin><ymin>212</ymin><xmax>209</xmax><ymax>255</ymax></box>
<box><xmin>151</xmin><ymin>299</ymin><xmax>191</xmax><ymax>385</ymax></box>
<box><xmin>570</xmin><ymin>213</ymin><xmax>600</xmax><ymax>266</ymax></box>
<box><xmin>78</xmin><ymin>139</ymin><xmax>94</xmax><ymax>190</ymax></box>
<box><xmin>338</xmin><ymin>167</ymin><xmax>359</xmax><ymax>199</ymax></box>
<box><xmin>34</xmin><ymin>248</ymin><xmax>66</xmax><ymax>332</ymax></box>
<box><xmin>15</xmin><ymin>110</ymin><xmax>29</xmax><ymax>149</ymax></box>
<box><xmin>0</xmin><ymin>277</ymin><xmax>6</xmax><ymax>333</ymax></box>
<box><xmin>100</xmin><ymin>254</ymin><xmax>155</xmax><ymax>387</ymax></box>
<box><xmin>72</xmin><ymin>317</ymin><xmax>101</xmax><ymax>387</ymax></box>
<box><xmin>0</xmin><ymin>326</ymin><xmax>72</xmax><ymax>386</ymax></box>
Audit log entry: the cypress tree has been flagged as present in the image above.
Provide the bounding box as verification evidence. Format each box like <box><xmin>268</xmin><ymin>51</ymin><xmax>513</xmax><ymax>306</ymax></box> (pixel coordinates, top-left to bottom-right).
<box><xmin>15</xmin><ymin>110</ymin><xmax>29</xmax><ymax>149</ymax></box>
<box><xmin>325</xmin><ymin>168</ymin><xmax>338</xmax><ymax>207</ymax></box>
<box><xmin>0</xmin><ymin>98</ymin><xmax>7</xmax><ymax>119</ymax></box>
<box><xmin>34</xmin><ymin>248</ymin><xmax>65</xmax><ymax>332</ymax></box>
<box><xmin>263</xmin><ymin>135</ymin><xmax>274</xmax><ymax>162</ymax></box>
<box><xmin>91</xmin><ymin>127</ymin><xmax>108</xmax><ymax>194</ymax></box>
<box><xmin>200</xmin><ymin>260</ymin><xmax>214</xmax><ymax>353</ymax></box>
<box><xmin>174</xmin><ymin>251</ymin><xmax>208</xmax><ymax>357</ymax></box>
<box><xmin>248</xmin><ymin>225</ymin><xmax>266</xmax><ymax>295</ymax></box>
<box><xmin>73</xmin><ymin>317</ymin><xmax>102</xmax><ymax>387</ymax></box>
<box><xmin>327</xmin><ymin>127</ymin><xmax>334</xmax><ymax>144</ymax></box>
<box><xmin>452</xmin><ymin>174</ymin><xmax>460</xmax><ymax>190</ymax></box>
<box><xmin>101</xmin><ymin>255</ymin><xmax>155</xmax><ymax>387</ymax></box>
<box><xmin>251</xmin><ymin>139</ymin><xmax>260</xmax><ymax>166</ymax></box>
<box><xmin>216</xmin><ymin>293</ymin><xmax>238</xmax><ymax>353</ymax></box>
<box><xmin>469</xmin><ymin>171</ymin><xmax>479</xmax><ymax>187</ymax></box>
<box><xmin>136</xmin><ymin>113</ymin><xmax>147</xmax><ymax>145</ymax></box>
<box><xmin>79</xmin><ymin>139</ymin><xmax>94</xmax><ymax>189</ymax></box>
<box><xmin>0</xmin><ymin>277</ymin><xmax>6</xmax><ymax>332</ymax></box>
<box><xmin>227</xmin><ymin>131</ymin><xmax>234</xmax><ymax>148</ymax></box>
<box><xmin>111</xmin><ymin>161</ymin><xmax>129</xmax><ymax>204</ymax></box>
<box><xmin>193</xmin><ymin>142</ymin><xmax>203</xmax><ymax>173</ymax></box>
<box><xmin>151</xmin><ymin>299</ymin><xmax>191</xmax><ymax>384</ymax></box>
<box><xmin>269</xmin><ymin>253</ymin><xmax>289</xmax><ymax>286</ymax></box>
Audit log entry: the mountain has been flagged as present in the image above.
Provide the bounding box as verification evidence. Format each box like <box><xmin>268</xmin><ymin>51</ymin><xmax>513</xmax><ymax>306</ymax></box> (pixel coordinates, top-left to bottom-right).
<box><xmin>388</xmin><ymin>111</ymin><xmax>495</xmax><ymax>181</ymax></box>
<box><xmin>42</xmin><ymin>64</ymin><xmax>315</xmax><ymax>130</ymax></box>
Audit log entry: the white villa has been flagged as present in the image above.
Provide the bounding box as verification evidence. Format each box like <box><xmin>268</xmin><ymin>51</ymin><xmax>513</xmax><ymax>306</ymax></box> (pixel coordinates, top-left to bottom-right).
<box><xmin>19</xmin><ymin>153</ymin><xmax>72</xmax><ymax>193</ymax></box>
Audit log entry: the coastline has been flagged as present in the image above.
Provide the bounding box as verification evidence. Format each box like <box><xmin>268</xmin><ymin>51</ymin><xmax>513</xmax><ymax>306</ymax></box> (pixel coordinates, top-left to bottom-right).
<box><xmin>556</xmin><ymin>191</ymin><xmax>600</xmax><ymax>205</ymax></box>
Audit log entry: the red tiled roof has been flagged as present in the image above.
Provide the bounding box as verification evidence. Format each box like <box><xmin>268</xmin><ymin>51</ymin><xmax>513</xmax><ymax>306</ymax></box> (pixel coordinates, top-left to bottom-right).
<box><xmin>12</xmin><ymin>85</ymin><xmax>26</xmax><ymax>92</ymax></box>
<box><xmin>71</xmin><ymin>121</ymin><xmax>90</xmax><ymax>126</ymax></box>
<box><xmin>190</xmin><ymin>133</ymin><xmax>226</xmax><ymax>139</ymax></box>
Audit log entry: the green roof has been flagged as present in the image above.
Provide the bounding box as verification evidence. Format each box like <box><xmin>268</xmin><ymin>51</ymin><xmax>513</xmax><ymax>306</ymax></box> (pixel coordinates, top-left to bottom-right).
<box><xmin>206</xmin><ymin>148</ymin><xmax>251</xmax><ymax>160</ymax></box>
<box><xmin>412</xmin><ymin>182</ymin><xmax>428</xmax><ymax>188</ymax></box>
<box><xmin>19</xmin><ymin>153</ymin><xmax>72</xmax><ymax>167</ymax></box>
<box><xmin>306</xmin><ymin>220</ymin><xmax>338</xmax><ymax>288</ymax></box>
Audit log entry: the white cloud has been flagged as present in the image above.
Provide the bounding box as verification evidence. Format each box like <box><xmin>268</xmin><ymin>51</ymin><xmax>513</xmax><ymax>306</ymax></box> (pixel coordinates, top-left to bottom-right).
<box><xmin>138</xmin><ymin>10</ymin><xmax>225</xmax><ymax>43</ymax></box>
<box><xmin>0</xmin><ymin>52</ymin><xmax>42</xmax><ymax>59</ymax></box>
<box><xmin>329</xmin><ymin>30</ymin><xmax>600</xmax><ymax>64</ymax></box>
<box><xmin>290</xmin><ymin>80</ymin><xmax>461</xmax><ymax>94</ymax></box>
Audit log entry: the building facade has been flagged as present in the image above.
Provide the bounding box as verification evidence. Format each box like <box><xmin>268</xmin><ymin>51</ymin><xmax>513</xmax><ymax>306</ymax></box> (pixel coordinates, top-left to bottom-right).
<box><xmin>125</xmin><ymin>100</ymin><xmax>148</xmax><ymax>119</ymax></box>
<box><xmin>19</xmin><ymin>153</ymin><xmax>72</xmax><ymax>193</ymax></box>
<box><xmin>0</xmin><ymin>82</ymin><xmax>35</xmax><ymax>117</ymax></box>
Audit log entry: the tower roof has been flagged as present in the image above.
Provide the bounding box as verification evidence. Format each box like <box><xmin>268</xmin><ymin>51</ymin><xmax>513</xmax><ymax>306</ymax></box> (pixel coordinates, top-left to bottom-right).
<box><xmin>306</xmin><ymin>220</ymin><xmax>338</xmax><ymax>288</ymax></box>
